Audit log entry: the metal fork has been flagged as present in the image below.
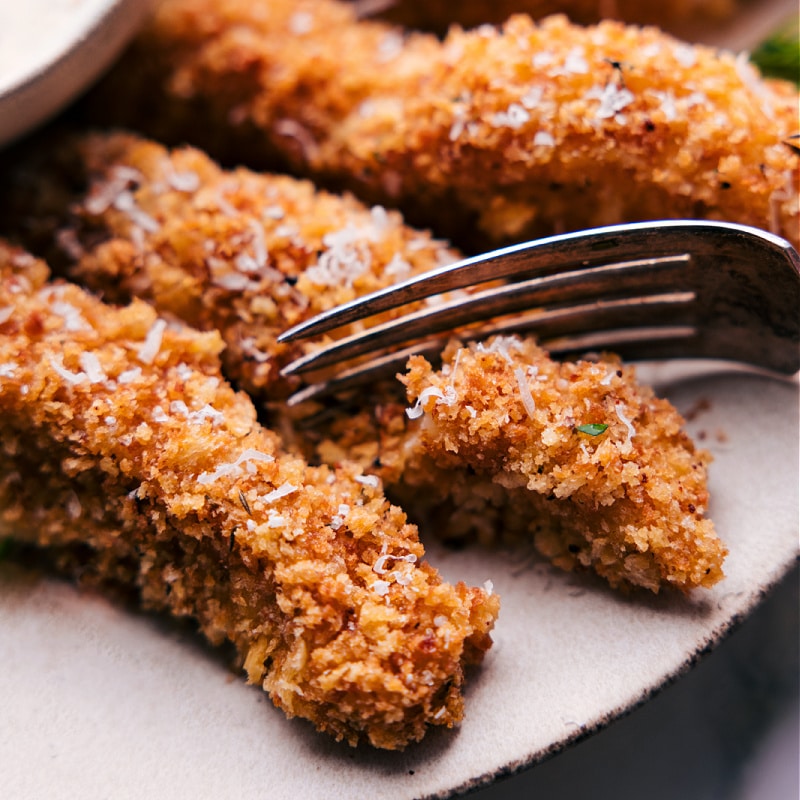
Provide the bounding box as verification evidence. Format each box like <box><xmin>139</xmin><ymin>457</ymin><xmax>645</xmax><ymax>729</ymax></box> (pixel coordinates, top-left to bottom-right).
<box><xmin>279</xmin><ymin>220</ymin><xmax>800</xmax><ymax>404</ymax></box>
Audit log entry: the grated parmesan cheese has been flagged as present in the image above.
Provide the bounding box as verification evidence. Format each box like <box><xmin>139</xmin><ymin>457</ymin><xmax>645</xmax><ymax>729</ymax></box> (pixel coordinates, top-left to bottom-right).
<box><xmin>112</xmin><ymin>190</ymin><xmax>159</xmax><ymax>233</ymax></box>
<box><xmin>614</xmin><ymin>401</ymin><xmax>636</xmax><ymax>450</ymax></box>
<box><xmin>373</xmin><ymin>552</ymin><xmax>417</xmax><ymax>575</ymax></box>
<box><xmin>490</xmin><ymin>103</ymin><xmax>530</xmax><ymax>129</ymax></box>
<box><xmin>117</xmin><ymin>366</ymin><xmax>142</xmax><ymax>384</ymax></box>
<box><xmin>48</xmin><ymin>354</ymin><xmax>86</xmax><ymax>385</ymax></box>
<box><xmin>384</xmin><ymin>253</ymin><xmax>412</xmax><ymax>282</ymax></box>
<box><xmin>520</xmin><ymin>86</ymin><xmax>543</xmax><ymax>109</ymax></box>
<box><xmin>137</xmin><ymin>319</ymin><xmax>167</xmax><ymax>364</ymax></box>
<box><xmin>197</xmin><ymin>447</ymin><xmax>275</xmax><ymax>485</ymax></box>
<box><xmin>554</xmin><ymin>46</ymin><xmax>588</xmax><ymax>76</ymax></box>
<box><xmin>650</xmin><ymin>89</ymin><xmax>677</xmax><ymax>121</ymax></box>
<box><xmin>167</xmin><ymin>169</ymin><xmax>200</xmax><ymax>193</ymax></box>
<box><xmin>49</xmin><ymin>300</ymin><xmax>88</xmax><ymax>332</ymax></box>
<box><xmin>532</xmin><ymin>50</ymin><xmax>555</xmax><ymax>69</ymax></box>
<box><xmin>585</xmin><ymin>83</ymin><xmax>635</xmax><ymax>120</ymax></box>
<box><xmin>673</xmin><ymin>43</ymin><xmax>697</xmax><ymax>68</ymax></box>
<box><xmin>377</xmin><ymin>31</ymin><xmax>403</xmax><ymax>62</ymax></box>
<box><xmin>514</xmin><ymin>367</ymin><xmax>536</xmax><ymax>419</ymax></box>
<box><xmin>304</xmin><ymin>224</ymin><xmax>375</xmax><ymax>287</ymax></box>
<box><xmin>406</xmin><ymin>383</ymin><xmax>459</xmax><ymax>419</ymax></box>
<box><xmin>78</xmin><ymin>352</ymin><xmax>107</xmax><ymax>383</ymax></box>
<box><xmin>261</xmin><ymin>482</ymin><xmax>299</xmax><ymax>503</ymax></box>
<box><xmin>266</xmin><ymin>511</ymin><xmax>286</xmax><ymax>528</ymax></box>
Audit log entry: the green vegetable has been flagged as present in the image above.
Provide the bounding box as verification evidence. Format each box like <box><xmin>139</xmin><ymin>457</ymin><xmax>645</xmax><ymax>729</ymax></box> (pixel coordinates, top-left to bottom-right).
<box><xmin>751</xmin><ymin>18</ymin><xmax>799</xmax><ymax>85</ymax></box>
<box><xmin>575</xmin><ymin>423</ymin><xmax>608</xmax><ymax>436</ymax></box>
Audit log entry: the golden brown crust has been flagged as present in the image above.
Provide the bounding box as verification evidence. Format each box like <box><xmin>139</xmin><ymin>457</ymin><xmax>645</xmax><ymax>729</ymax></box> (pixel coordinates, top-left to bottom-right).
<box><xmin>395</xmin><ymin>338</ymin><xmax>725</xmax><ymax>592</ymax></box>
<box><xmin>0</xmin><ymin>131</ymin><xmax>458</xmax><ymax>402</ymax></box>
<box><xmin>0</xmin><ymin>242</ymin><xmax>499</xmax><ymax>749</ymax></box>
<box><xmin>306</xmin><ymin>337</ymin><xmax>726</xmax><ymax>593</ymax></box>
<box><xmin>84</xmin><ymin>0</ymin><xmax>799</xmax><ymax>250</ymax></box>
<box><xmin>0</xmin><ymin>131</ymin><xmax>726</xmax><ymax>593</ymax></box>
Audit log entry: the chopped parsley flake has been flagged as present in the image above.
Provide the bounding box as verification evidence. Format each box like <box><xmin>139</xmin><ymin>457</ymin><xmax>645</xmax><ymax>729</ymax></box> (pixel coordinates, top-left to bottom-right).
<box><xmin>575</xmin><ymin>423</ymin><xmax>608</xmax><ymax>436</ymax></box>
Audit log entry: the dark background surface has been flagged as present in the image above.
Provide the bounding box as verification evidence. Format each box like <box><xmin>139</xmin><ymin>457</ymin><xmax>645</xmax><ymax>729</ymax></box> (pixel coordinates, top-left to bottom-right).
<box><xmin>469</xmin><ymin>564</ymin><xmax>799</xmax><ymax>800</ymax></box>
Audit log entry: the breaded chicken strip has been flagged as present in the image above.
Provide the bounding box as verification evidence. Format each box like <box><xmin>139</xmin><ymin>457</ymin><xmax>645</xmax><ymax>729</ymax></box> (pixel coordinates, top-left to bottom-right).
<box><xmin>352</xmin><ymin>0</ymin><xmax>739</xmax><ymax>38</ymax></box>
<box><xmin>0</xmin><ymin>131</ymin><xmax>458</xmax><ymax>403</ymax></box>
<box><xmin>391</xmin><ymin>337</ymin><xmax>725</xmax><ymax>593</ymax></box>
<box><xmin>0</xmin><ymin>131</ymin><xmax>724</xmax><ymax>592</ymax></box>
<box><xmin>309</xmin><ymin>338</ymin><xmax>725</xmax><ymax>593</ymax></box>
<box><xmin>0</xmin><ymin>244</ymin><xmax>499</xmax><ymax>749</ymax></box>
<box><xmin>83</xmin><ymin>0</ymin><xmax>799</xmax><ymax>250</ymax></box>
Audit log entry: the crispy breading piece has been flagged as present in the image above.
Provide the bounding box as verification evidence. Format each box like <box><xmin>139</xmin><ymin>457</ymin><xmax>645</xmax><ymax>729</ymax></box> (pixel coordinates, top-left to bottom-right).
<box><xmin>0</xmin><ymin>131</ymin><xmax>724</xmax><ymax>592</ymax></box>
<box><xmin>0</xmin><ymin>243</ymin><xmax>499</xmax><ymax>750</ymax></box>
<box><xmin>352</xmin><ymin>0</ymin><xmax>739</xmax><ymax>37</ymax></box>
<box><xmin>83</xmin><ymin>0</ymin><xmax>799</xmax><ymax>250</ymax></box>
<box><xmin>0</xmin><ymin>131</ymin><xmax>458</xmax><ymax>402</ymax></box>
<box><xmin>322</xmin><ymin>337</ymin><xmax>726</xmax><ymax>593</ymax></box>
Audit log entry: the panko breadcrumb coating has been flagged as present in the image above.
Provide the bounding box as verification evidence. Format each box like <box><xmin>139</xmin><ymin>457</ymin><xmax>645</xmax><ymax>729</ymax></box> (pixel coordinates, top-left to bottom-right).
<box><xmin>0</xmin><ymin>130</ymin><xmax>725</xmax><ymax>592</ymax></box>
<box><xmin>329</xmin><ymin>337</ymin><xmax>726</xmax><ymax>593</ymax></box>
<box><xmin>0</xmin><ymin>243</ymin><xmax>499</xmax><ymax>749</ymax></box>
<box><xmin>0</xmin><ymin>131</ymin><xmax>459</xmax><ymax>402</ymax></box>
<box><xmin>353</xmin><ymin>0</ymin><xmax>739</xmax><ymax>37</ymax></box>
<box><xmin>83</xmin><ymin>0</ymin><xmax>799</xmax><ymax>250</ymax></box>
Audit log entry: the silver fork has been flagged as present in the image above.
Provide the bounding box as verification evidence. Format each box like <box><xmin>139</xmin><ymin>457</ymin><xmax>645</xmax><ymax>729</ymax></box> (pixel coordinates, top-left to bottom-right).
<box><xmin>279</xmin><ymin>220</ymin><xmax>800</xmax><ymax>404</ymax></box>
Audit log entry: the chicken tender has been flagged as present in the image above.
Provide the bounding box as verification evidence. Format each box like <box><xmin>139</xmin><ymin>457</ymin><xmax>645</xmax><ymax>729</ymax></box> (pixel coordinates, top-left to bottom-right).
<box><xmin>83</xmin><ymin>0</ymin><xmax>799</xmax><ymax>250</ymax></box>
<box><xmin>311</xmin><ymin>336</ymin><xmax>725</xmax><ymax>593</ymax></box>
<box><xmin>395</xmin><ymin>337</ymin><xmax>725</xmax><ymax>592</ymax></box>
<box><xmin>0</xmin><ymin>131</ymin><xmax>458</xmax><ymax>403</ymax></box>
<box><xmin>0</xmin><ymin>131</ymin><xmax>725</xmax><ymax>593</ymax></box>
<box><xmin>0</xmin><ymin>243</ymin><xmax>499</xmax><ymax>749</ymax></box>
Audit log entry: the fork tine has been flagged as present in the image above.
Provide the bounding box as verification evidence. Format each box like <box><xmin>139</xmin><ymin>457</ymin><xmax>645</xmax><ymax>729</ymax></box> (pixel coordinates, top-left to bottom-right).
<box><xmin>286</xmin><ymin>292</ymin><xmax>697</xmax><ymax>404</ymax></box>
<box><xmin>281</xmin><ymin>256</ymin><xmax>691</xmax><ymax>375</ymax></box>
<box><xmin>281</xmin><ymin>219</ymin><xmax>799</xmax><ymax>403</ymax></box>
<box><xmin>278</xmin><ymin>220</ymin><xmax>788</xmax><ymax>344</ymax></box>
<box><xmin>287</xmin><ymin>316</ymin><xmax>697</xmax><ymax>405</ymax></box>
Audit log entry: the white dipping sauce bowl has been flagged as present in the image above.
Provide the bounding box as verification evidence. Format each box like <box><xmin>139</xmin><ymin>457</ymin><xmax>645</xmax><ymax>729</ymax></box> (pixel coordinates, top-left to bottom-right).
<box><xmin>0</xmin><ymin>0</ymin><xmax>151</xmax><ymax>148</ymax></box>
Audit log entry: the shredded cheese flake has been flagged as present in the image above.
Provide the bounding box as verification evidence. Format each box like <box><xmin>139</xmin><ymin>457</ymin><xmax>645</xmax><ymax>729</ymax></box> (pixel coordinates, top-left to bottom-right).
<box><xmin>514</xmin><ymin>367</ymin><xmax>537</xmax><ymax>419</ymax></box>
<box><xmin>261</xmin><ymin>482</ymin><xmax>299</xmax><ymax>503</ymax></box>
<box><xmin>78</xmin><ymin>352</ymin><xmax>107</xmax><ymax>384</ymax></box>
<box><xmin>137</xmin><ymin>319</ymin><xmax>167</xmax><ymax>364</ymax></box>
<box><xmin>197</xmin><ymin>448</ymin><xmax>275</xmax><ymax>485</ymax></box>
<box><xmin>614</xmin><ymin>401</ymin><xmax>636</xmax><ymax>450</ymax></box>
<box><xmin>48</xmin><ymin>354</ymin><xmax>86</xmax><ymax>385</ymax></box>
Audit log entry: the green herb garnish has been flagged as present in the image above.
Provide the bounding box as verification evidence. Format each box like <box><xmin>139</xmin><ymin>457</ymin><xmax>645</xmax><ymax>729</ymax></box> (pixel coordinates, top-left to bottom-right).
<box><xmin>575</xmin><ymin>423</ymin><xmax>608</xmax><ymax>436</ymax></box>
<box><xmin>751</xmin><ymin>18</ymin><xmax>799</xmax><ymax>85</ymax></box>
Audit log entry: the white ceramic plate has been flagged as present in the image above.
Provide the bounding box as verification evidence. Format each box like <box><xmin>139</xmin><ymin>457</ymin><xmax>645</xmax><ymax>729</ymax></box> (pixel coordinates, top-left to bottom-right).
<box><xmin>1</xmin><ymin>362</ymin><xmax>797</xmax><ymax>799</ymax></box>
